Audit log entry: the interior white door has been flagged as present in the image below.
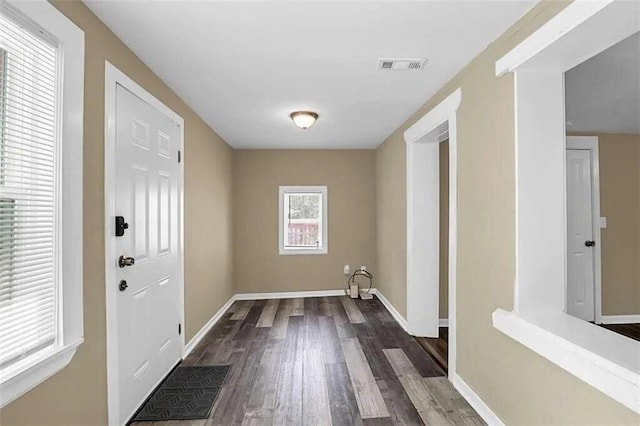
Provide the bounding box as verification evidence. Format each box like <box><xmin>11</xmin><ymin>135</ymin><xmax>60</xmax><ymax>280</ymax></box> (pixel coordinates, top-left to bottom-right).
<box><xmin>115</xmin><ymin>85</ymin><xmax>182</xmax><ymax>422</ymax></box>
<box><xmin>566</xmin><ymin>148</ymin><xmax>596</xmax><ymax>321</ymax></box>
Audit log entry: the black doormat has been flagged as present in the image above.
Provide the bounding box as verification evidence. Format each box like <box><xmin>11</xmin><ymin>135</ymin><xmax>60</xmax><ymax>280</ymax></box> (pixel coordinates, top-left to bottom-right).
<box><xmin>130</xmin><ymin>365</ymin><xmax>230</xmax><ymax>422</ymax></box>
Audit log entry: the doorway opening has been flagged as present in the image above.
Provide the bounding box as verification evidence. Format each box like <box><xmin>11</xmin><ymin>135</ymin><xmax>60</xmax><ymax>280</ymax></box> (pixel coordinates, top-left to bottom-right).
<box><xmin>564</xmin><ymin>32</ymin><xmax>640</xmax><ymax>340</ymax></box>
<box><xmin>415</xmin><ymin>139</ymin><xmax>450</xmax><ymax>372</ymax></box>
<box><xmin>405</xmin><ymin>88</ymin><xmax>460</xmax><ymax>380</ymax></box>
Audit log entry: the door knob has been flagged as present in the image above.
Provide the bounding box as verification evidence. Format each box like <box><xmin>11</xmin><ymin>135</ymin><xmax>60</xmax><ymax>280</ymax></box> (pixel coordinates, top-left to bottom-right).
<box><xmin>119</xmin><ymin>280</ymin><xmax>128</xmax><ymax>291</ymax></box>
<box><xmin>585</xmin><ymin>240</ymin><xmax>596</xmax><ymax>247</ymax></box>
<box><xmin>118</xmin><ymin>255</ymin><xmax>135</xmax><ymax>268</ymax></box>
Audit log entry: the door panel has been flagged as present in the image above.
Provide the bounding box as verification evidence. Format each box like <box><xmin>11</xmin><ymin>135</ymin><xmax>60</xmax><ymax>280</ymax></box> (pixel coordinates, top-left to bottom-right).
<box><xmin>566</xmin><ymin>148</ymin><xmax>596</xmax><ymax>321</ymax></box>
<box><xmin>132</xmin><ymin>166</ymin><xmax>150</xmax><ymax>261</ymax></box>
<box><xmin>115</xmin><ymin>84</ymin><xmax>182</xmax><ymax>423</ymax></box>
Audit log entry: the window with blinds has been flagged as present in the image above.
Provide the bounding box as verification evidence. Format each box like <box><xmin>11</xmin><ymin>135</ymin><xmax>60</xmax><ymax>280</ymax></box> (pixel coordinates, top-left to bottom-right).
<box><xmin>0</xmin><ymin>9</ymin><xmax>59</xmax><ymax>369</ymax></box>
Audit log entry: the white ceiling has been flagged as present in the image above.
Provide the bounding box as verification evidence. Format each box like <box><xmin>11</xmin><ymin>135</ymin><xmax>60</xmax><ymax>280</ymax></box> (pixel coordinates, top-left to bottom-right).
<box><xmin>85</xmin><ymin>1</ymin><xmax>535</xmax><ymax>149</ymax></box>
<box><xmin>566</xmin><ymin>32</ymin><xmax>640</xmax><ymax>134</ymax></box>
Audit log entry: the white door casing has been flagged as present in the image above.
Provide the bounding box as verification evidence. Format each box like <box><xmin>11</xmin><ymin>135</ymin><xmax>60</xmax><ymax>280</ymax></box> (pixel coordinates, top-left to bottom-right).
<box><xmin>105</xmin><ymin>62</ymin><xmax>185</xmax><ymax>426</ymax></box>
<box><xmin>566</xmin><ymin>136</ymin><xmax>602</xmax><ymax>323</ymax></box>
<box><xmin>405</xmin><ymin>88</ymin><xmax>460</xmax><ymax>380</ymax></box>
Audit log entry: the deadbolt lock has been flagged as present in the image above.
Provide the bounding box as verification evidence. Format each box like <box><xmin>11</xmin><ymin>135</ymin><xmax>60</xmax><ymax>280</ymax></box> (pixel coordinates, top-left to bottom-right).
<box><xmin>119</xmin><ymin>280</ymin><xmax>128</xmax><ymax>291</ymax></box>
<box><xmin>115</xmin><ymin>216</ymin><xmax>129</xmax><ymax>237</ymax></box>
<box><xmin>118</xmin><ymin>255</ymin><xmax>135</xmax><ymax>268</ymax></box>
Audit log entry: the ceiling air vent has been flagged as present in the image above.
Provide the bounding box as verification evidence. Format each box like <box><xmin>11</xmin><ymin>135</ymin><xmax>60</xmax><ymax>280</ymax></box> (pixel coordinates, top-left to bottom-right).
<box><xmin>378</xmin><ymin>58</ymin><xmax>427</xmax><ymax>71</ymax></box>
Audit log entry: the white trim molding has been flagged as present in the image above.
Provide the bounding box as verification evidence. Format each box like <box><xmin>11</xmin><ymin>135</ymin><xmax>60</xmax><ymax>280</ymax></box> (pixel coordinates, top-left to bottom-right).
<box><xmin>104</xmin><ymin>61</ymin><xmax>186</xmax><ymax>426</ymax></box>
<box><xmin>0</xmin><ymin>340</ymin><xmax>83</xmax><ymax>408</ymax></box>
<box><xmin>404</xmin><ymin>89</ymin><xmax>462</xmax><ymax>143</ymax></box>
<box><xmin>451</xmin><ymin>374</ymin><xmax>505</xmax><ymax>426</ymax></box>
<box><xmin>370</xmin><ymin>289</ymin><xmax>408</xmax><ymax>331</ymax></box>
<box><xmin>601</xmin><ymin>315</ymin><xmax>640</xmax><ymax>325</ymax></box>
<box><xmin>0</xmin><ymin>0</ymin><xmax>84</xmax><ymax>408</ymax></box>
<box><xmin>405</xmin><ymin>87</ymin><xmax>461</xmax><ymax>381</ymax></box>
<box><xmin>184</xmin><ymin>297</ymin><xmax>237</xmax><ymax>356</ymax></box>
<box><xmin>236</xmin><ymin>289</ymin><xmax>346</xmax><ymax>301</ymax></box>
<box><xmin>495</xmin><ymin>1</ymin><xmax>613</xmax><ymax>76</ymax></box>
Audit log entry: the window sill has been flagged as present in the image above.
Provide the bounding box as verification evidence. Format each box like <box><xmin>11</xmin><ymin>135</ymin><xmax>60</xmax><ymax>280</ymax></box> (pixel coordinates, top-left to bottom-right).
<box><xmin>0</xmin><ymin>338</ymin><xmax>83</xmax><ymax>408</ymax></box>
<box><xmin>493</xmin><ymin>309</ymin><xmax>639</xmax><ymax>414</ymax></box>
<box><xmin>279</xmin><ymin>248</ymin><xmax>328</xmax><ymax>256</ymax></box>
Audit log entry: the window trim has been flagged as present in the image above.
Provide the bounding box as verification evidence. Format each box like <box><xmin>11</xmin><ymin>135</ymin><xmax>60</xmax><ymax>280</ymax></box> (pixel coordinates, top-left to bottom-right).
<box><xmin>278</xmin><ymin>186</ymin><xmax>328</xmax><ymax>255</ymax></box>
<box><xmin>494</xmin><ymin>0</ymin><xmax>640</xmax><ymax>414</ymax></box>
<box><xmin>0</xmin><ymin>0</ymin><xmax>84</xmax><ymax>408</ymax></box>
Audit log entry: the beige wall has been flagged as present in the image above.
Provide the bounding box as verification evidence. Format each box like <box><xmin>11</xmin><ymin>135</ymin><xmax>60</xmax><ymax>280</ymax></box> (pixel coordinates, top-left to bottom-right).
<box><xmin>1</xmin><ymin>2</ymin><xmax>234</xmax><ymax>425</ymax></box>
<box><xmin>375</xmin><ymin>132</ymin><xmax>407</xmax><ymax>317</ymax></box>
<box><xmin>233</xmin><ymin>150</ymin><xmax>376</xmax><ymax>293</ymax></box>
<box><xmin>375</xmin><ymin>1</ymin><xmax>639</xmax><ymax>424</ymax></box>
<box><xmin>576</xmin><ymin>133</ymin><xmax>640</xmax><ymax>315</ymax></box>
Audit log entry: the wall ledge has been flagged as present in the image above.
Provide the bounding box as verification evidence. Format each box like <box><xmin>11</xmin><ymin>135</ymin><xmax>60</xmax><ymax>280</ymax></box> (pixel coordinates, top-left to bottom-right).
<box><xmin>493</xmin><ymin>309</ymin><xmax>640</xmax><ymax>414</ymax></box>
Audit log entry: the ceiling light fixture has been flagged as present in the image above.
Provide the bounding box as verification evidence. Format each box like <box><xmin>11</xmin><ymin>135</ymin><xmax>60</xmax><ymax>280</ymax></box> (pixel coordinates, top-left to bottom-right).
<box><xmin>290</xmin><ymin>111</ymin><xmax>318</xmax><ymax>129</ymax></box>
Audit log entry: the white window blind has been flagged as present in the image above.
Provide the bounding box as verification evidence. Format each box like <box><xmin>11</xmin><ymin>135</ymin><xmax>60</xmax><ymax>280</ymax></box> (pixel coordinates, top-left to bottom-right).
<box><xmin>0</xmin><ymin>7</ymin><xmax>59</xmax><ymax>369</ymax></box>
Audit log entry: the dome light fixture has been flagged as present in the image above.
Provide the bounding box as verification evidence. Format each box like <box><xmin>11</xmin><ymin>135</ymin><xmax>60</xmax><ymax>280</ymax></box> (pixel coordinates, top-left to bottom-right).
<box><xmin>290</xmin><ymin>111</ymin><xmax>318</xmax><ymax>129</ymax></box>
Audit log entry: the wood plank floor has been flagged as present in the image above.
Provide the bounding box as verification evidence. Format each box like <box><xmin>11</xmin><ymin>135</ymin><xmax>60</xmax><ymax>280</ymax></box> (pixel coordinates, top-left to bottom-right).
<box><xmin>414</xmin><ymin>328</ymin><xmax>448</xmax><ymax>373</ymax></box>
<box><xmin>602</xmin><ymin>323</ymin><xmax>640</xmax><ymax>342</ymax></box>
<box><xmin>132</xmin><ymin>296</ymin><xmax>484</xmax><ymax>426</ymax></box>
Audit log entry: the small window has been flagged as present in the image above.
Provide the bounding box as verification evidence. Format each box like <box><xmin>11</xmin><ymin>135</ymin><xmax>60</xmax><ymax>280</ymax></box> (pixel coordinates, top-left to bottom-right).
<box><xmin>279</xmin><ymin>186</ymin><xmax>328</xmax><ymax>255</ymax></box>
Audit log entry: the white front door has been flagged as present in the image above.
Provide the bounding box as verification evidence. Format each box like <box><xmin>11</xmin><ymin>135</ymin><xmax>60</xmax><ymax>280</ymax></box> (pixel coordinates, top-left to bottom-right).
<box><xmin>566</xmin><ymin>148</ymin><xmax>596</xmax><ymax>321</ymax></box>
<box><xmin>115</xmin><ymin>85</ymin><xmax>182</xmax><ymax>422</ymax></box>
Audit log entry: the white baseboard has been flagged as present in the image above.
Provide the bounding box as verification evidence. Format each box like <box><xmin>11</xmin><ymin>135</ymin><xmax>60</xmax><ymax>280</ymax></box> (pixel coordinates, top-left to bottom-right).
<box><xmin>371</xmin><ymin>288</ymin><xmax>408</xmax><ymax>331</ymax></box>
<box><xmin>452</xmin><ymin>374</ymin><xmax>505</xmax><ymax>426</ymax></box>
<box><xmin>235</xmin><ymin>289</ymin><xmax>346</xmax><ymax>300</ymax></box>
<box><xmin>183</xmin><ymin>295</ymin><xmax>237</xmax><ymax>356</ymax></box>
<box><xmin>601</xmin><ymin>315</ymin><xmax>640</xmax><ymax>325</ymax></box>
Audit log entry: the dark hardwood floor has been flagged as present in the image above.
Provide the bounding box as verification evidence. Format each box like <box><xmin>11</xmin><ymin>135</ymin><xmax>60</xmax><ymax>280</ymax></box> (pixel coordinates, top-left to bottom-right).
<box><xmin>602</xmin><ymin>323</ymin><xmax>640</xmax><ymax>342</ymax></box>
<box><xmin>132</xmin><ymin>295</ymin><xmax>484</xmax><ymax>425</ymax></box>
<box><xmin>414</xmin><ymin>328</ymin><xmax>448</xmax><ymax>373</ymax></box>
